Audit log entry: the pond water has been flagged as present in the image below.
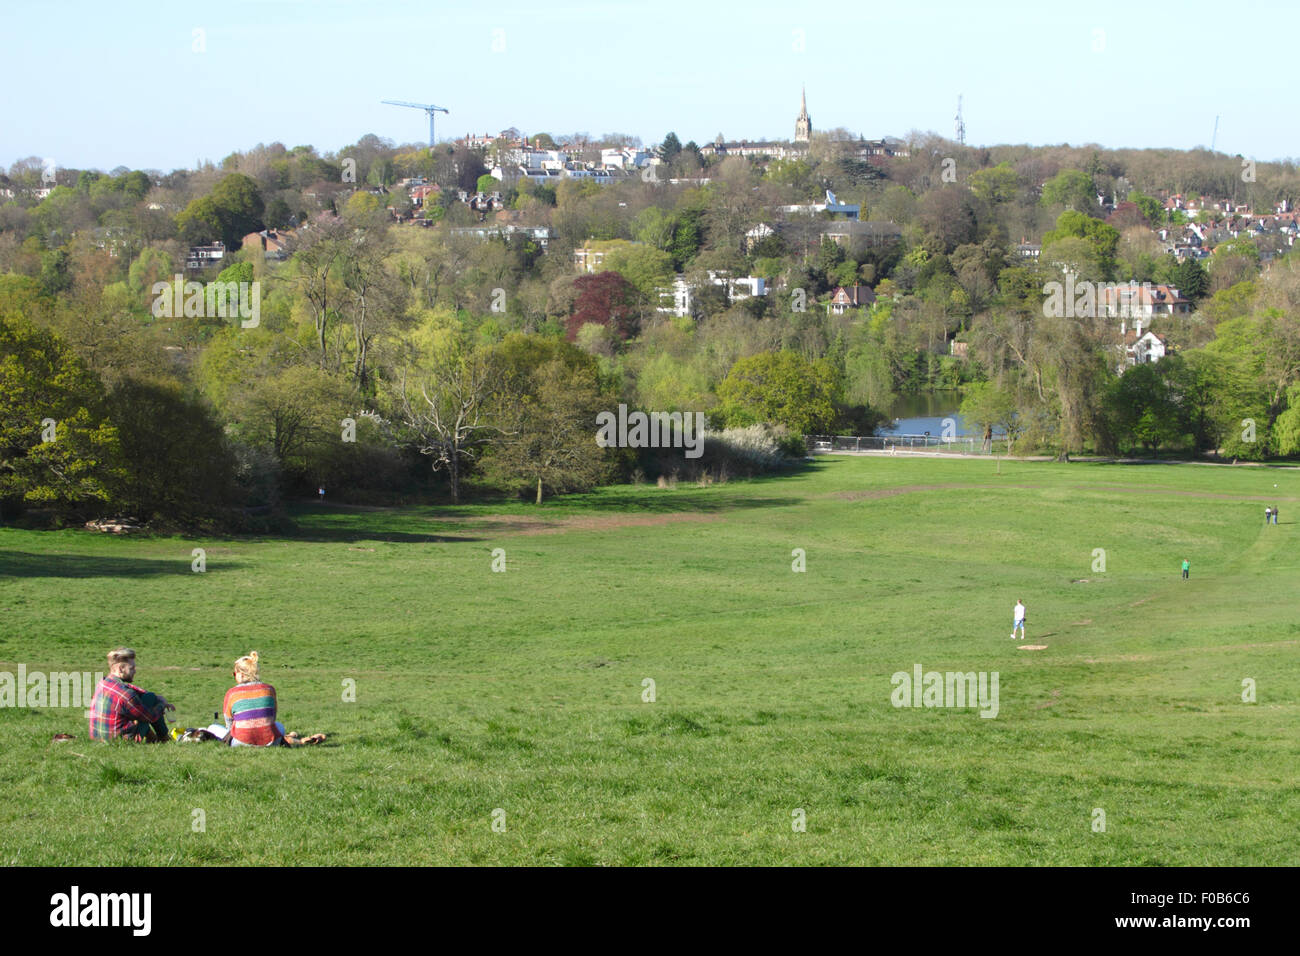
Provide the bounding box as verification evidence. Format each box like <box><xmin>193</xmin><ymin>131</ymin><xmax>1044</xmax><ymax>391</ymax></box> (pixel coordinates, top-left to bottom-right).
<box><xmin>880</xmin><ymin>391</ymin><xmax>973</xmax><ymax>436</ymax></box>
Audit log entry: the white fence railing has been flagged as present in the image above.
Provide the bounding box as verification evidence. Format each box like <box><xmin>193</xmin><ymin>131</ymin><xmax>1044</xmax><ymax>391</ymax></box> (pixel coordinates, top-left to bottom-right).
<box><xmin>806</xmin><ymin>434</ymin><xmax>1001</xmax><ymax>455</ymax></box>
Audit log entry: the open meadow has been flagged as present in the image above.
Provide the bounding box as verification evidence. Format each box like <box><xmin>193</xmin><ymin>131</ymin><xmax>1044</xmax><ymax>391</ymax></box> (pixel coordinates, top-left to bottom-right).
<box><xmin>1</xmin><ymin>455</ymin><xmax>1297</xmax><ymax>866</ymax></box>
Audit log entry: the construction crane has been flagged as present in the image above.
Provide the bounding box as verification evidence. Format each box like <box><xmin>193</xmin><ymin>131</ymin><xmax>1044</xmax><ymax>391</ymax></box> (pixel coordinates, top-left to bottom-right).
<box><xmin>955</xmin><ymin>95</ymin><xmax>966</xmax><ymax>146</ymax></box>
<box><xmin>382</xmin><ymin>100</ymin><xmax>450</xmax><ymax>150</ymax></box>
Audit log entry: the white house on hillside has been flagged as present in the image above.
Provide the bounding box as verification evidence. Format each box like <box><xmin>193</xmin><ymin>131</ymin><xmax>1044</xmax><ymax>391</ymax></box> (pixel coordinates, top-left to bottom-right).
<box><xmin>656</xmin><ymin>272</ymin><xmax>769</xmax><ymax>317</ymax></box>
<box><xmin>1119</xmin><ymin>318</ymin><xmax>1168</xmax><ymax>371</ymax></box>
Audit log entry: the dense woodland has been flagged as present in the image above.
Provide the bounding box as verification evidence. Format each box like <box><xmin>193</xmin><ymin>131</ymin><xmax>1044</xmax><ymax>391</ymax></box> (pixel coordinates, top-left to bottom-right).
<box><xmin>3</xmin><ymin>129</ymin><xmax>1300</xmax><ymax>528</ymax></box>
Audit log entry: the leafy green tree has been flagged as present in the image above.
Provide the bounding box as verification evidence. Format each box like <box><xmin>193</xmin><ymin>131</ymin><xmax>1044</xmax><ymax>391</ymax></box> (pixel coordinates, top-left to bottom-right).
<box><xmin>1041</xmin><ymin>236</ymin><xmax>1103</xmax><ymax>282</ymax></box>
<box><xmin>1164</xmin><ymin>352</ymin><xmax>1227</xmax><ymax>452</ymax></box>
<box><xmin>0</xmin><ymin>315</ymin><xmax>124</xmax><ymax>518</ymax></box>
<box><xmin>216</xmin><ymin>260</ymin><xmax>254</xmax><ymax>286</ymax></box>
<box><xmin>960</xmin><ymin>381</ymin><xmax>1019</xmax><ymax>450</ymax></box>
<box><xmin>1209</xmin><ymin>237</ymin><xmax>1261</xmax><ymax>291</ymax></box>
<box><xmin>1127</xmin><ymin>191</ymin><xmax>1164</xmax><ymax>225</ymax></box>
<box><xmin>1202</xmin><ymin>316</ymin><xmax>1273</xmax><ymax>457</ymax></box>
<box><xmin>485</xmin><ymin>355</ymin><xmax>613</xmax><ymax>504</ymax></box>
<box><xmin>225</xmin><ymin>365</ymin><xmax>354</xmax><ymax>483</ymax></box>
<box><xmin>1027</xmin><ymin>307</ymin><xmax>1113</xmax><ymax>457</ymax></box>
<box><xmin>631</xmin><ymin>206</ymin><xmax>674</xmax><ymax>251</ymax></box>
<box><xmin>395</xmin><ymin>339</ymin><xmax>503</xmax><ymax>503</ymax></box>
<box><xmin>1105</xmin><ymin>362</ymin><xmax>1181</xmax><ymax>453</ymax></box>
<box><xmin>717</xmin><ymin>350</ymin><xmax>839</xmax><ymax>434</ymax></box>
<box><xmin>29</xmin><ymin>187</ymin><xmax>91</xmax><ymax>246</ymax></box>
<box><xmin>968</xmin><ymin>163</ymin><xmax>1019</xmax><ymax>204</ymax></box>
<box><xmin>176</xmin><ymin>173</ymin><xmax>265</xmax><ymax>248</ymax></box>
<box><xmin>264</xmin><ymin>198</ymin><xmax>293</xmax><ymax>229</ymax></box>
<box><xmin>175</xmin><ymin>195</ymin><xmax>222</xmax><ymax>245</ymax></box>
<box><xmin>38</xmin><ymin>248</ymin><xmax>72</xmax><ymax>297</ymax></box>
<box><xmin>127</xmin><ymin>247</ymin><xmax>176</xmax><ymax>295</ymax></box>
<box><xmin>666</xmin><ymin>205</ymin><xmax>704</xmax><ymax>269</ymax></box>
<box><xmin>631</xmin><ymin>348</ymin><xmax>715</xmax><ymax>413</ymax></box>
<box><xmin>1042</xmin><ymin>211</ymin><xmax>1120</xmax><ymax>279</ymax></box>
<box><xmin>1269</xmin><ymin>382</ymin><xmax>1300</xmax><ymax>456</ymax></box>
<box><xmin>1199</xmin><ymin>280</ymin><xmax>1256</xmax><ymax>325</ymax></box>
<box><xmin>765</xmin><ymin>159</ymin><xmax>815</xmax><ymax>196</ymax></box>
<box><xmin>1168</xmin><ymin>257</ymin><xmax>1209</xmax><ymax>300</ymax></box>
<box><xmin>106</xmin><ymin>378</ymin><xmax>237</xmax><ymax>524</ymax></box>
<box><xmin>602</xmin><ymin>244</ymin><xmax>675</xmax><ymax>312</ymax></box>
<box><xmin>1040</xmin><ymin>169</ymin><xmax>1097</xmax><ymax>212</ymax></box>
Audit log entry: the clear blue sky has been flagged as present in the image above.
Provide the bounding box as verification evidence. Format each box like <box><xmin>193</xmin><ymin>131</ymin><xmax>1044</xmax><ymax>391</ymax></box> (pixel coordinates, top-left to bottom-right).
<box><xmin>4</xmin><ymin>0</ymin><xmax>1295</xmax><ymax>173</ymax></box>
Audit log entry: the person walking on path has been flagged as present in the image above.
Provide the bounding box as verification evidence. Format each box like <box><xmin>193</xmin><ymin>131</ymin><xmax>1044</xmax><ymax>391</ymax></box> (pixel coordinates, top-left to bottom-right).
<box><xmin>1011</xmin><ymin>599</ymin><xmax>1026</xmax><ymax>640</ymax></box>
<box><xmin>1273</xmin><ymin>505</ymin><xmax>1280</xmax><ymax>525</ymax></box>
<box><xmin>1181</xmin><ymin>558</ymin><xmax>1190</xmax><ymax>580</ymax></box>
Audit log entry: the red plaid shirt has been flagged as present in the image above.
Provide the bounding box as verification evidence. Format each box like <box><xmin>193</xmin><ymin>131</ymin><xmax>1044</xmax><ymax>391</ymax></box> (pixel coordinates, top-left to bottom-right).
<box><xmin>88</xmin><ymin>676</ymin><xmax>164</xmax><ymax>741</ymax></box>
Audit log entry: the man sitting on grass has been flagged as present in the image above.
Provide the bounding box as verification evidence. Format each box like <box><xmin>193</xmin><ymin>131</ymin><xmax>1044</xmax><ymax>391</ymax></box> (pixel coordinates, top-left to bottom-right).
<box><xmin>88</xmin><ymin>648</ymin><xmax>175</xmax><ymax>742</ymax></box>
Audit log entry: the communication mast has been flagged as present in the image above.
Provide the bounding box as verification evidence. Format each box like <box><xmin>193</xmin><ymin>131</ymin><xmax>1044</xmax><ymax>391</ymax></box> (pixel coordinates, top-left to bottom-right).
<box><xmin>955</xmin><ymin>95</ymin><xmax>966</xmax><ymax>146</ymax></box>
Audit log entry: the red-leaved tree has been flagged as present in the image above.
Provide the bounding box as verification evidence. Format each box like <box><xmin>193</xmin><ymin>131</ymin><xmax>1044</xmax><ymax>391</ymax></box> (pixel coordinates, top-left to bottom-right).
<box><xmin>566</xmin><ymin>271</ymin><xmax>640</xmax><ymax>342</ymax></box>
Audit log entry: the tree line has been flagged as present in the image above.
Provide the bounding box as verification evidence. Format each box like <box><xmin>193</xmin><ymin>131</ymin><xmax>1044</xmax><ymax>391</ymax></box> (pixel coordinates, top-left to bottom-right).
<box><xmin>2</xmin><ymin>132</ymin><xmax>1299</xmax><ymax>527</ymax></box>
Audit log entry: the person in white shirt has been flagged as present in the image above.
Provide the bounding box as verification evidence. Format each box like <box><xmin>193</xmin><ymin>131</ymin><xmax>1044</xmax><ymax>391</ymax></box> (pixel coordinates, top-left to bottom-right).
<box><xmin>1011</xmin><ymin>600</ymin><xmax>1026</xmax><ymax>640</ymax></box>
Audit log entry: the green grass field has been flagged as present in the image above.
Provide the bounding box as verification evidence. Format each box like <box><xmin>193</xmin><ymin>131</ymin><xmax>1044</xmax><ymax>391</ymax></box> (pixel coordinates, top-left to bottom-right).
<box><xmin>2</xmin><ymin>455</ymin><xmax>1297</xmax><ymax>865</ymax></box>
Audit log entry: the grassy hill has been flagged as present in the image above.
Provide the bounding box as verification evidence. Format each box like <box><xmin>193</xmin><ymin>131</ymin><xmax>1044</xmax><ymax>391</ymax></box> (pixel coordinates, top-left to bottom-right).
<box><xmin>1</xmin><ymin>455</ymin><xmax>1297</xmax><ymax>865</ymax></box>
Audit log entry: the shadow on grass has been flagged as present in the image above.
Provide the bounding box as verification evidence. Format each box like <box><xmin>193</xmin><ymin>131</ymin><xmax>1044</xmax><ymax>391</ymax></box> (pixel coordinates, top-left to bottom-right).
<box><xmin>274</xmin><ymin>473</ymin><xmax>813</xmax><ymax>537</ymax></box>
<box><xmin>124</xmin><ymin>461</ymin><xmax>824</xmax><ymax>545</ymax></box>
<box><xmin>562</xmin><ymin>491</ymin><xmax>803</xmax><ymax>514</ymax></box>
<box><xmin>265</xmin><ymin>527</ymin><xmax>485</xmax><ymax>545</ymax></box>
<box><xmin>0</xmin><ymin>551</ymin><xmax>243</xmax><ymax>578</ymax></box>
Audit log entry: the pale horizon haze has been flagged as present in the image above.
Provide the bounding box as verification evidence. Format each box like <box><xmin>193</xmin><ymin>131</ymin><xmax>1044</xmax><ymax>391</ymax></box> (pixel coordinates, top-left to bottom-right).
<box><xmin>3</xmin><ymin>0</ymin><xmax>1295</xmax><ymax>173</ymax></box>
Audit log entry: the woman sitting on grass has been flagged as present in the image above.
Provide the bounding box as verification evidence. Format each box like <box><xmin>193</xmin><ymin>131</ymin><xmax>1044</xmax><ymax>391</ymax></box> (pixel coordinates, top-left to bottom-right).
<box><xmin>223</xmin><ymin>651</ymin><xmax>325</xmax><ymax>747</ymax></box>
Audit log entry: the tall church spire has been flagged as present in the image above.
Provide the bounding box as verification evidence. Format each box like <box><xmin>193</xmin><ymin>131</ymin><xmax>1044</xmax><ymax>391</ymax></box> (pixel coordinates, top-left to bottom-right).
<box><xmin>795</xmin><ymin>85</ymin><xmax>811</xmax><ymax>143</ymax></box>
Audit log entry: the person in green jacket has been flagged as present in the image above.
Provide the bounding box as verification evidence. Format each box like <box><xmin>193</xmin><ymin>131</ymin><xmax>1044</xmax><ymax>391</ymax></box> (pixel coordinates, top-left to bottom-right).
<box><xmin>1181</xmin><ymin>558</ymin><xmax>1190</xmax><ymax>580</ymax></box>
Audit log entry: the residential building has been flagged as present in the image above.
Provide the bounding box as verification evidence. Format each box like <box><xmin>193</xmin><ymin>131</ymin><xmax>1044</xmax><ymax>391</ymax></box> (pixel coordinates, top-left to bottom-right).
<box><xmin>1099</xmin><ymin>282</ymin><xmax>1191</xmax><ymax>319</ymax></box>
<box><xmin>574</xmin><ymin>243</ymin><xmax>609</xmax><ymax>273</ymax></box>
<box><xmin>819</xmin><ymin>220</ymin><xmax>903</xmax><ymax>249</ymax></box>
<box><xmin>185</xmin><ymin>241</ymin><xmax>226</xmax><ymax>272</ymax></box>
<box><xmin>700</xmin><ymin>138</ymin><xmax>803</xmax><ymax>161</ymax></box>
<box><xmin>448</xmin><ymin>224</ymin><xmax>553</xmax><ymax>248</ymax></box>
<box><xmin>745</xmin><ymin>222</ymin><xmax>776</xmax><ymax>252</ymax></box>
<box><xmin>656</xmin><ymin>272</ymin><xmax>769</xmax><ymax>318</ymax></box>
<box><xmin>241</xmin><ymin>229</ymin><xmax>292</xmax><ymax>260</ymax></box>
<box><xmin>1119</xmin><ymin>320</ymin><xmax>1168</xmax><ymax>369</ymax></box>
<box><xmin>829</xmin><ymin>285</ymin><xmax>877</xmax><ymax>314</ymax></box>
<box><xmin>408</xmin><ymin>183</ymin><xmax>440</xmax><ymax>208</ymax></box>
<box><xmin>600</xmin><ymin>147</ymin><xmax>652</xmax><ymax>170</ymax></box>
<box><xmin>780</xmin><ymin>189</ymin><xmax>860</xmax><ymax>220</ymax></box>
<box><xmin>91</xmin><ymin>227</ymin><xmax>129</xmax><ymax>257</ymax></box>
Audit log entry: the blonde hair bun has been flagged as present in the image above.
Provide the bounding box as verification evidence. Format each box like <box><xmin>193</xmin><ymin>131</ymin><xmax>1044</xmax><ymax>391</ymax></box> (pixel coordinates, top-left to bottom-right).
<box><xmin>233</xmin><ymin>651</ymin><xmax>262</xmax><ymax>682</ymax></box>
